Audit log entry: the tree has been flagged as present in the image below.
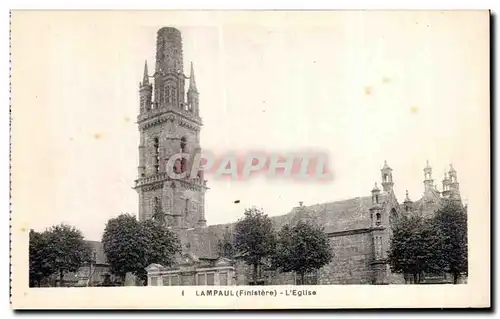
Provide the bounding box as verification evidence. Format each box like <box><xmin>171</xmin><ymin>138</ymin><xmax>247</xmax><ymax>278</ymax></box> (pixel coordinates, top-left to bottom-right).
<box><xmin>102</xmin><ymin>214</ymin><xmax>181</xmax><ymax>285</ymax></box>
<box><xmin>433</xmin><ymin>201</ymin><xmax>468</xmax><ymax>284</ymax></box>
<box><xmin>102</xmin><ymin>214</ymin><xmax>144</xmax><ymax>284</ymax></box>
<box><xmin>44</xmin><ymin>224</ymin><xmax>92</xmax><ymax>286</ymax></box>
<box><xmin>273</xmin><ymin>221</ymin><xmax>332</xmax><ymax>284</ymax></box>
<box><xmin>233</xmin><ymin>207</ymin><xmax>276</xmax><ymax>284</ymax></box>
<box><xmin>388</xmin><ymin>214</ymin><xmax>440</xmax><ymax>283</ymax></box>
<box><xmin>29</xmin><ymin>230</ymin><xmax>53</xmax><ymax>287</ymax></box>
<box><xmin>140</xmin><ymin>219</ymin><xmax>181</xmax><ymax>283</ymax></box>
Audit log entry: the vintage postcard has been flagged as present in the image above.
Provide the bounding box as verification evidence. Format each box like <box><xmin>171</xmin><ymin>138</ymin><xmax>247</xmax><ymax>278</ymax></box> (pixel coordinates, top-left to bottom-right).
<box><xmin>10</xmin><ymin>10</ymin><xmax>490</xmax><ymax>309</ymax></box>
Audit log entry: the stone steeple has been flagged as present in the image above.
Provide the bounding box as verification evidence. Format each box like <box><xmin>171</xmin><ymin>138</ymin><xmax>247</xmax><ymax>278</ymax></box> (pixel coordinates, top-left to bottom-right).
<box><xmin>187</xmin><ymin>62</ymin><xmax>199</xmax><ymax>115</ymax></box>
<box><xmin>447</xmin><ymin>164</ymin><xmax>461</xmax><ymax>201</ymax></box>
<box><xmin>188</xmin><ymin>62</ymin><xmax>198</xmax><ymax>93</ymax></box>
<box><xmin>403</xmin><ymin>190</ymin><xmax>413</xmax><ymax>212</ymax></box>
<box><xmin>423</xmin><ymin>160</ymin><xmax>434</xmax><ymax>194</ymax></box>
<box><xmin>381</xmin><ymin>161</ymin><xmax>394</xmax><ymax>192</ymax></box>
<box><xmin>142</xmin><ymin>60</ymin><xmax>149</xmax><ymax>85</ymax></box>
<box><xmin>135</xmin><ymin>27</ymin><xmax>207</xmax><ymax>228</ymax></box>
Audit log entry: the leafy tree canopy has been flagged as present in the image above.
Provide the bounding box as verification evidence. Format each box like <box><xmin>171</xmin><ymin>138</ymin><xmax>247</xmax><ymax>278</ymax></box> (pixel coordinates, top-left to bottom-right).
<box><xmin>234</xmin><ymin>207</ymin><xmax>276</xmax><ymax>283</ymax></box>
<box><xmin>46</xmin><ymin>224</ymin><xmax>92</xmax><ymax>271</ymax></box>
<box><xmin>234</xmin><ymin>207</ymin><xmax>276</xmax><ymax>266</ymax></box>
<box><xmin>43</xmin><ymin>224</ymin><xmax>92</xmax><ymax>285</ymax></box>
<box><xmin>102</xmin><ymin>214</ymin><xmax>143</xmax><ymax>279</ymax></box>
<box><xmin>388</xmin><ymin>214</ymin><xmax>440</xmax><ymax>280</ymax></box>
<box><xmin>433</xmin><ymin>201</ymin><xmax>468</xmax><ymax>282</ymax></box>
<box><xmin>273</xmin><ymin>221</ymin><xmax>332</xmax><ymax>282</ymax></box>
<box><xmin>29</xmin><ymin>230</ymin><xmax>53</xmax><ymax>287</ymax></box>
<box><xmin>101</xmin><ymin>214</ymin><xmax>181</xmax><ymax>283</ymax></box>
<box><xmin>141</xmin><ymin>219</ymin><xmax>181</xmax><ymax>271</ymax></box>
<box><xmin>388</xmin><ymin>200</ymin><xmax>467</xmax><ymax>284</ymax></box>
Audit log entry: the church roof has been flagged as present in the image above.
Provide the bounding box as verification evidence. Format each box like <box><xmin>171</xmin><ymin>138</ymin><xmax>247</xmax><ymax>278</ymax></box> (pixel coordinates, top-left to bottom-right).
<box><xmin>179</xmin><ymin>195</ymin><xmax>376</xmax><ymax>259</ymax></box>
<box><xmin>272</xmin><ymin>196</ymin><xmax>374</xmax><ymax>233</ymax></box>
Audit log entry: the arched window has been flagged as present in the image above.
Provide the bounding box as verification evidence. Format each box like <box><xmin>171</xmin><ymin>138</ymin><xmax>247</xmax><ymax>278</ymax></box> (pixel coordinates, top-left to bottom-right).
<box><xmin>153</xmin><ymin>137</ymin><xmax>160</xmax><ymax>173</ymax></box>
<box><xmin>376</xmin><ymin>213</ymin><xmax>381</xmax><ymax>226</ymax></box>
<box><xmin>185</xmin><ymin>198</ymin><xmax>190</xmax><ymax>216</ymax></box>
<box><xmin>376</xmin><ymin>237</ymin><xmax>383</xmax><ymax>258</ymax></box>
<box><xmin>383</xmin><ymin>174</ymin><xmax>388</xmax><ymax>182</ymax></box>
<box><xmin>180</xmin><ymin>137</ymin><xmax>187</xmax><ymax>152</ymax></box>
<box><xmin>165</xmin><ymin>84</ymin><xmax>176</xmax><ymax>105</ymax></box>
<box><xmin>180</xmin><ymin>137</ymin><xmax>188</xmax><ymax>173</ymax></box>
<box><xmin>174</xmin><ymin>159</ymin><xmax>182</xmax><ymax>174</ymax></box>
<box><xmin>165</xmin><ymin>86</ymin><xmax>171</xmax><ymax>104</ymax></box>
<box><xmin>375</xmin><ymin>194</ymin><xmax>379</xmax><ymax>204</ymax></box>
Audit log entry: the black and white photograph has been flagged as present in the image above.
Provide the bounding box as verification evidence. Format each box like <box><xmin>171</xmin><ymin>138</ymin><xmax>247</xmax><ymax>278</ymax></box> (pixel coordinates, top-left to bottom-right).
<box><xmin>10</xmin><ymin>10</ymin><xmax>490</xmax><ymax>309</ymax></box>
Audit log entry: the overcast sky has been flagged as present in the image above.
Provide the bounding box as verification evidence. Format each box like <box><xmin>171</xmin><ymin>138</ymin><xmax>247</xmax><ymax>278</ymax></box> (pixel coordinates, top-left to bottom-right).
<box><xmin>12</xmin><ymin>11</ymin><xmax>489</xmax><ymax>241</ymax></box>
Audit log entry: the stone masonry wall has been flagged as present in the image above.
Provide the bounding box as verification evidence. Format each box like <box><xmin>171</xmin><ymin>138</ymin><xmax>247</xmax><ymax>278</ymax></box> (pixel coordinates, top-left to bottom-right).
<box><xmin>229</xmin><ymin>231</ymin><xmax>375</xmax><ymax>285</ymax></box>
<box><xmin>319</xmin><ymin>232</ymin><xmax>373</xmax><ymax>284</ymax></box>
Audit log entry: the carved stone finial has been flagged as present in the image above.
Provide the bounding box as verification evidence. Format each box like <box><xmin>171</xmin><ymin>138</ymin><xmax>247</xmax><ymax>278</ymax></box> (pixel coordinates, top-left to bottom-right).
<box><xmin>142</xmin><ymin>60</ymin><xmax>149</xmax><ymax>85</ymax></box>
<box><xmin>188</xmin><ymin>62</ymin><xmax>198</xmax><ymax>93</ymax></box>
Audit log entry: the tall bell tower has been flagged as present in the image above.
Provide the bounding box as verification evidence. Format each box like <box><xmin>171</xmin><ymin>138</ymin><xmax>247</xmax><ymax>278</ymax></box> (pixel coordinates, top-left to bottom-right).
<box><xmin>134</xmin><ymin>27</ymin><xmax>207</xmax><ymax>229</ymax></box>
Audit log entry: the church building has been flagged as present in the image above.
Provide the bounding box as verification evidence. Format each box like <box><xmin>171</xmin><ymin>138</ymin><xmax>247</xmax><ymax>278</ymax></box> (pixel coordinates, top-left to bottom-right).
<box><xmin>138</xmin><ymin>27</ymin><xmax>465</xmax><ymax>286</ymax></box>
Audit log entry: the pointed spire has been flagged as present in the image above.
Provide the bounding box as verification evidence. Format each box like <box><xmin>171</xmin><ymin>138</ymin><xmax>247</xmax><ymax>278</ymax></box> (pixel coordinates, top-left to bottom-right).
<box><xmin>382</xmin><ymin>160</ymin><xmax>391</xmax><ymax>170</ymax></box>
<box><xmin>380</xmin><ymin>161</ymin><xmax>394</xmax><ymax>192</ymax></box>
<box><xmin>448</xmin><ymin>163</ymin><xmax>459</xmax><ymax>186</ymax></box>
<box><xmin>423</xmin><ymin>160</ymin><xmax>433</xmax><ymax>183</ymax></box>
<box><xmin>142</xmin><ymin>60</ymin><xmax>149</xmax><ymax>85</ymax></box>
<box><xmin>404</xmin><ymin>190</ymin><xmax>411</xmax><ymax>202</ymax></box>
<box><xmin>188</xmin><ymin>62</ymin><xmax>198</xmax><ymax>92</ymax></box>
<box><xmin>424</xmin><ymin>160</ymin><xmax>432</xmax><ymax>174</ymax></box>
